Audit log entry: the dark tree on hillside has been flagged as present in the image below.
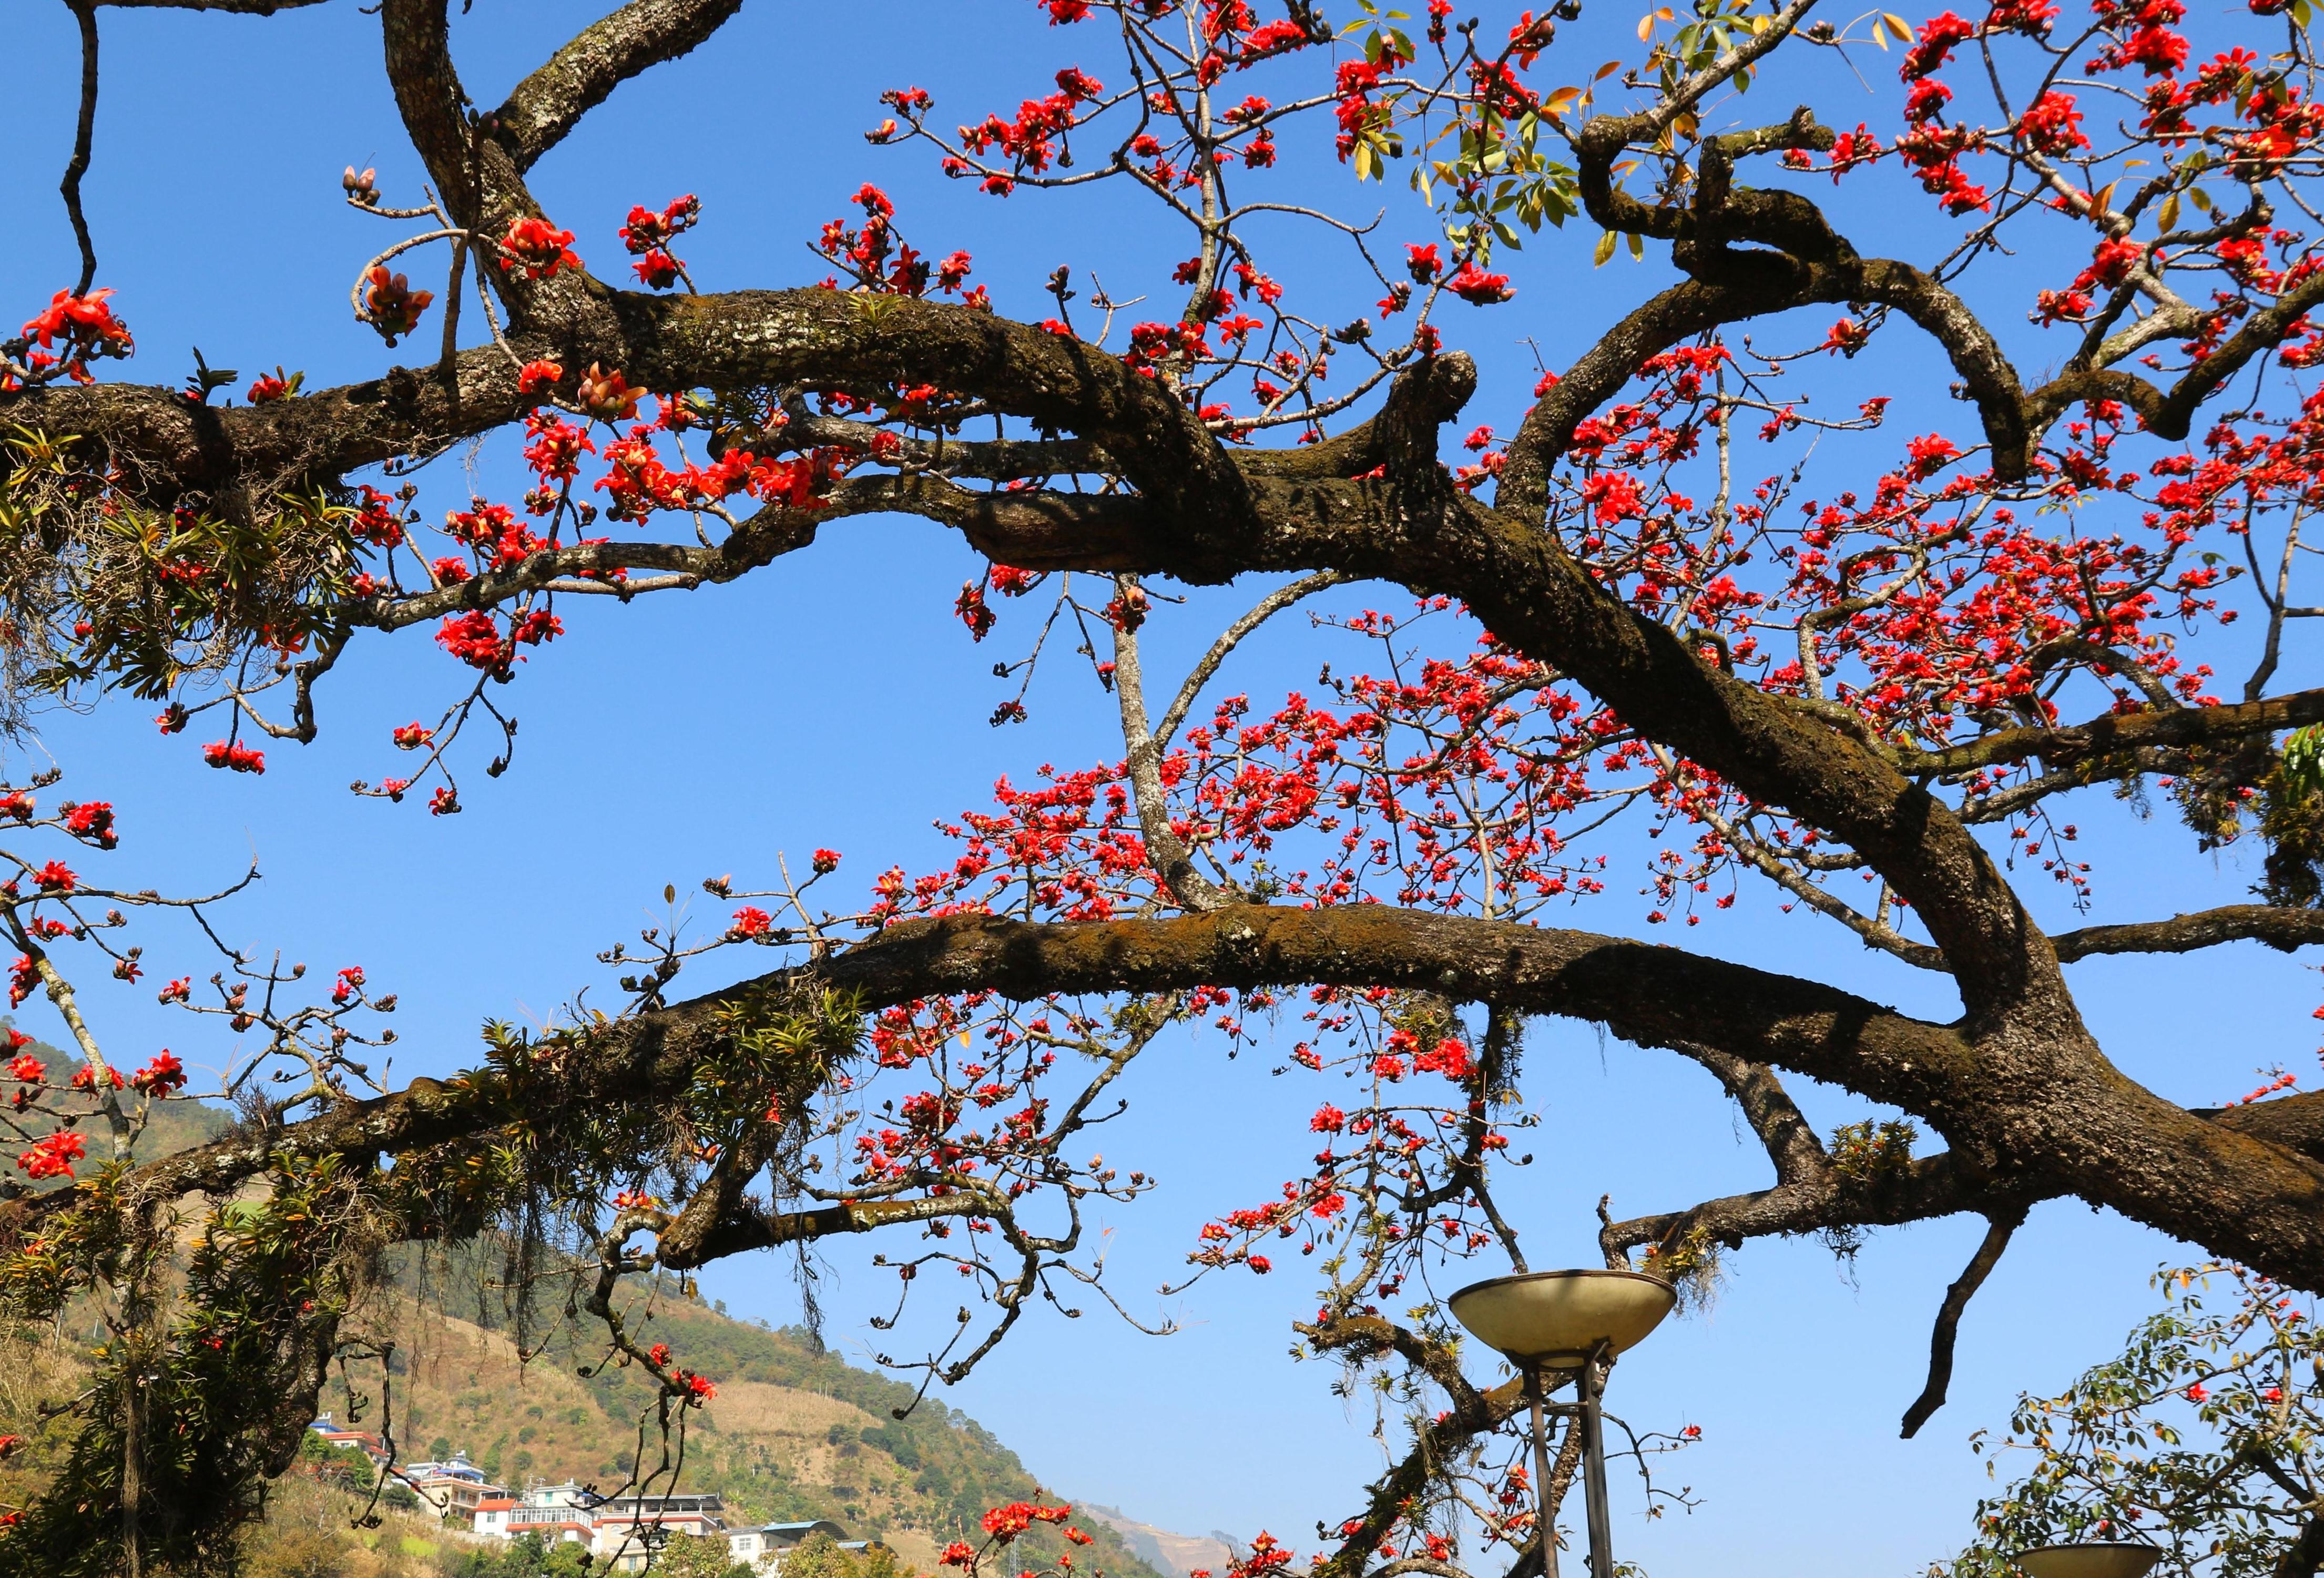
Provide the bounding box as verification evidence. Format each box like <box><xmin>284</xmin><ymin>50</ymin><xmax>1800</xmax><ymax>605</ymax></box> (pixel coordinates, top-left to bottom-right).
<box><xmin>5</xmin><ymin>0</ymin><xmax>2324</xmax><ymax>1572</ymax></box>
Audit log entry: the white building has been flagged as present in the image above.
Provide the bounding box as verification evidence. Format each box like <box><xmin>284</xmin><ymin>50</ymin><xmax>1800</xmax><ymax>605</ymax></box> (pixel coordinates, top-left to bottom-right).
<box><xmin>465</xmin><ymin>1483</ymin><xmax>878</xmax><ymax>1574</ymax></box>
<box><xmin>589</xmin><ymin>1492</ymin><xmax>729</xmax><ymax>1572</ymax></box>
<box><xmin>473</xmin><ymin>1482</ymin><xmax>598</xmax><ymax>1546</ymax></box>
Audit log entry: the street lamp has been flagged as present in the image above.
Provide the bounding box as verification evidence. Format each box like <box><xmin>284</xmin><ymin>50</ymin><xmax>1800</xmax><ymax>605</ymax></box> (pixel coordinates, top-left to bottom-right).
<box><xmin>2011</xmin><ymin>1545</ymin><xmax>2165</xmax><ymax>1578</ymax></box>
<box><xmin>1446</xmin><ymin>1270</ymin><xmax>1676</xmax><ymax>1578</ymax></box>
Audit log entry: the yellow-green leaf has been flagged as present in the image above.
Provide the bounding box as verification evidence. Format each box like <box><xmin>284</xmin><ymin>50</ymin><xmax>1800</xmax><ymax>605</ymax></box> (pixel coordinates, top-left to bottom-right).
<box><xmin>1594</xmin><ymin>229</ymin><xmax>1617</xmax><ymax>266</ymax></box>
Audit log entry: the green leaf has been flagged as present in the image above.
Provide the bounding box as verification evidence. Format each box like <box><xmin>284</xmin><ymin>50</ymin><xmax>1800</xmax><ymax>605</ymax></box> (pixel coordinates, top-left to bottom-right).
<box><xmin>1594</xmin><ymin>229</ymin><xmax>1617</xmax><ymax>266</ymax></box>
<box><xmin>2285</xmin><ymin>723</ymin><xmax>2324</xmax><ymax>801</ymax></box>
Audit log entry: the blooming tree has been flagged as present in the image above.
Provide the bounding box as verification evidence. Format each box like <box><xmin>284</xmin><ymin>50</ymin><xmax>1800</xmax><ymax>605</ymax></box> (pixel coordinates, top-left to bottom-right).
<box><xmin>1952</xmin><ymin>1265</ymin><xmax>2324</xmax><ymax>1577</ymax></box>
<box><xmin>8</xmin><ymin>0</ymin><xmax>2324</xmax><ymax>1571</ymax></box>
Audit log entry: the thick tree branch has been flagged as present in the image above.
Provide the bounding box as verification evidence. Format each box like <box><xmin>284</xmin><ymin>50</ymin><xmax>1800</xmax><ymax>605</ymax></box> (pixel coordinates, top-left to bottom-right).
<box><xmin>666</xmin><ymin>1193</ymin><xmax>985</xmax><ymax>1266</ymax></box>
<box><xmin>1599</xmin><ymin>1150</ymin><xmax>1981</xmax><ymax>1265</ymax></box>
<box><xmin>1671</xmin><ymin>1044</ymin><xmax>1827</xmax><ymax>1184</ymax></box>
<box><xmin>2204</xmin><ymin>1091</ymin><xmax>2324</xmax><ymax>1164</ymax></box>
<box><xmin>2024</xmin><ymin>271</ymin><xmax>2324</xmax><ymax>448</ymax></box>
<box><xmin>44</xmin><ymin>902</ymin><xmax>2322</xmax><ymax>1292</ymax></box>
<box><xmin>93</xmin><ymin>0</ymin><xmax>324</xmax><ymax>9</ymax></box>
<box><xmin>1900</xmin><ymin>687</ymin><xmax>2324</xmax><ymax>777</ymax></box>
<box><xmin>616</xmin><ymin>290</ymin><xmax>1258</xmax><ymax>544</ymax></box>
<box><xmin>2055</xmin><ymin>905</ymin><xmax>2324</xmax><ymax>961</ymax></box>
<box><xmin>491</xmin><ymin>0</ymin><xmax>746</xmax><ymax>172</ymax></box>
<box><xmin>380</xmin><ymin>0</ymin><xmax>624</xmax><ymax>348</ymax></box>
<box><xmin>72</xmin><ymin>905</ymin><xmax>1966</xmax><ymax>1228</ymax></box>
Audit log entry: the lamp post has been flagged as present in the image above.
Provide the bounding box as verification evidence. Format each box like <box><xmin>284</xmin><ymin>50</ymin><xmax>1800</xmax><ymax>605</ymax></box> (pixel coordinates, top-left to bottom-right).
<box><xmin>2011</xmin><ymin>1544</ymin><xmax>2164</xmax><ymax>1578</ymax></box>
<box><xmin>1446</xmin><ymin>1270</ymin><xmax>1676</xmax><ymax>1578</ymax></box>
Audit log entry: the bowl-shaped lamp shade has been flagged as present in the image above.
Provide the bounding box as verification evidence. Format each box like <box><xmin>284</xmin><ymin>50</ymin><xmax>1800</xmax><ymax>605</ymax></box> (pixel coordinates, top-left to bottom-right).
<box><xmin>2012</xmin><ymin>1545</ymin><xmax>2166</xmax><ymax>1578</ymax></box>
<box><xmin>1447</xmin><ymin>1270</ymin><xmax>1677</xmax><ymax>1369</ymax></box>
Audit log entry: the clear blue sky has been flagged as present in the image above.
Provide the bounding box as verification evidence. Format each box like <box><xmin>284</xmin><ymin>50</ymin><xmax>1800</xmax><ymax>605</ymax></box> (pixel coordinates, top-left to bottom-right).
<box><xmin>3</xmin><ymin>3</ymin><xmax>2318</xmax><ymax>1575</ymax></box>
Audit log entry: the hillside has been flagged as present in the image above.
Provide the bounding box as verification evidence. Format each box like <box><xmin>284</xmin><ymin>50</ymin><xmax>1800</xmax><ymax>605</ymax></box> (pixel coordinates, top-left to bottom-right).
<box><xmin>371</xmin><ymin>1257</ymin><xmax>1169</xmax><ymax>1578</ymax></box>
<box><xmin>0</xmin><ymin>1033</ymin><xmax>1185</xmax><ymax>1578</ymax></box>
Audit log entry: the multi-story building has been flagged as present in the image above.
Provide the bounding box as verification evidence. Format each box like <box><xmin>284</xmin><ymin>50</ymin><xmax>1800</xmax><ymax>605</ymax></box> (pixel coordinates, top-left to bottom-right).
<box><xmin>393</xmin><ymin>1450</ymin><xmax>506</xmax><ymax>1520</ymax></box>
<box><xmin>727</xmin><ymin>1519</ymin><xmax>849</xmax><ymax>1567</ymax></box>
<box><xmin>472</xmin><ymin>1482</ymin><xmax>599</xmax><ymax>1546</ymax></box>
<box><xmin>589</xmin><ymin>1492</ymin><xmax>730</xmax><ymax>1571</ymax></box>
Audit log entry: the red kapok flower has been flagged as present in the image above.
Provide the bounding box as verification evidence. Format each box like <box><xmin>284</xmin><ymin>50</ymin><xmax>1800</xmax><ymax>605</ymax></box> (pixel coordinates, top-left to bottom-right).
<box><xmin>576</xmin><ymin>362</ymin><xmax>641</xmax><ymax>423</ymax></box>
<box><xmin>360</xmin><ymin>268</ymin><xmax>433</xmax><ymax>346</ymax></box>
<box><xmin>500</xmin><ymin>216</ymin><xmax>583</xmax><ymax>278</ymax></box>
<box><xmin>130</xmin><ymin>1051</ymin><xmax>185</xmax><ymax>1095</ymax></box>
<box><xmin>65</xmin><ymin>801</ymin><xmax>116</xmax><ymax>848</ymax></box>
<box><xmin>201</xmin><ymin>741</ymin><xmax>267</xmax><ymax>774</ymax></box>
<box><xmin>18</xmin><ymin>1132</ymin><xmax>85</xmax><ymax>1180</ymax></box>
<box><xmin>1444</xmin><ymin>262</ymin><xmax>1513</xmax><ymax>304</ymax></box>
<box><xmin>246</xmin><ymin>368</ymin><xmax>301</xmax><ymax>403</ymax></box>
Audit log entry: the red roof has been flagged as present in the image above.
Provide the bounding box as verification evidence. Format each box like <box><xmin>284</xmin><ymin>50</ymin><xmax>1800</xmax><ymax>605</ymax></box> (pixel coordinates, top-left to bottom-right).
<box><xmin>475</xmin><ymin>1500</ymin><xmax>518</xmax><ymax>1512</ymax></box>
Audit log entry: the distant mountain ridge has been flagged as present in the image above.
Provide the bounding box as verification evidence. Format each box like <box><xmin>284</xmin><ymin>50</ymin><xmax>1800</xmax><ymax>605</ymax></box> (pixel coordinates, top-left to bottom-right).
<box><xmin>1077</xmin><ymin>1508</ymin><xmax>1238</xmax><ymax>1578</ymax></box>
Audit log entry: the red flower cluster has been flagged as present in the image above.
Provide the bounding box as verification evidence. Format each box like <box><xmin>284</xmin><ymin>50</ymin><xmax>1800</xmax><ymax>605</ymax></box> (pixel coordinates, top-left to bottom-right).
<box><xmin>1444</xmin><ymin>262</ymin><xmax>1513</xmax><ymax>305</ymax></box>
<box><xmin>434</xmin><ymin>608</ymin><xmax>562</xmax><ymax>674</ymax></box>
<box><xmin>129</xmin><ymin>1052</ymin><xmax>185</xmax><ymax>1095</ymax></box>
<box><xmin>517</xmin><ymin>359</ymin><xmax>563</xmax><ymax>399</ymax></box>
<box><xmin>18</xmin><ymin>1132</ymin><xmax>84</xmax><ymax>1180</ymax></box>
<box><xmin>980</xmin><ymin>1502</ymin><xmax>1072</xmax><ymax>1543</ymax></box>
<box><xmin>500</xmin><ymin>216</ymin><xmax>583</xmax><ymax>278</ymax></box>
<box><xmin>202</xmin><ymin>741</ymin><xmax>266</xmax><ymax>774</ymax></box>
<box><xmin>576</xmin><ymin>362</ymin><xmax>640</xmax><ymax>422</ymax></box>
<box><xmin>15</xmin><ymin>288</ymin><xmax>134</xmax><ymax>385</ymax></box>
<box><xmin>620</xmin><ymin>194</ymin><xmax>700</xmax><ymax>290</ymax></box>
<box><xmin>360</xmin><ymin>267</ymin><xmax>433</xmax><ymax>346</ymax></box>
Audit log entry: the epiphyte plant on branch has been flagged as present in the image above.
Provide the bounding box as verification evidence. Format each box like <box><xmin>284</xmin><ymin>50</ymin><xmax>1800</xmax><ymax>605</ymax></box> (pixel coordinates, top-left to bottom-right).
<box><xmin>8</xmin><ymin>0</ymin><xmax>2324</xmax><ymax>1570</ymax></box>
